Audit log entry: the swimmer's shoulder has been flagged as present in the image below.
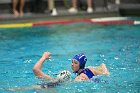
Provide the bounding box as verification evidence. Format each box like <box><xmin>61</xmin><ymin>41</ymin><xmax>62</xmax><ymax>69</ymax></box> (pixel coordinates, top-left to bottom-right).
<box><xmin>87</xmin><ymin>66</ymin><xmax>96</xmax><ymax>72</ymax></box>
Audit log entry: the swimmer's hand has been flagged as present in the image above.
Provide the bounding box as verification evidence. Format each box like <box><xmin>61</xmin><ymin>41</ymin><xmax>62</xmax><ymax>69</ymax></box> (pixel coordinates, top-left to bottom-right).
<box><xmin>100</xmin><ymin>63</ymin><xmax>110</xmax><ymax>75</ymax></box>
<box><xmin>42</xmin><ymin>52</ymin><xmax>51</xmax><ymax>60</ymax></box>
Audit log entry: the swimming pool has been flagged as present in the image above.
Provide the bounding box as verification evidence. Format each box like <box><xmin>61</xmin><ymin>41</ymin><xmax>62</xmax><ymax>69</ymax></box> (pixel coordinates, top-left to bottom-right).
<box><xmin>0</xmin><ymin>21</ymin><xmax>140</xmax><ymax>93</ymax></box>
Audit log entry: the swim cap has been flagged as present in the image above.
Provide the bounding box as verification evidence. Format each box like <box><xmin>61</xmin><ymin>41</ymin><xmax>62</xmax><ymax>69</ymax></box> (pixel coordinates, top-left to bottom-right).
<box><xmin>57</xmin><ymin>70</ymin><xmax>71</xmax><ymax>82</ymax></box>
<box><xmin>73</xmin><ymin>53</ymin><xmax>87</xmax><ymax>69</ymax></box>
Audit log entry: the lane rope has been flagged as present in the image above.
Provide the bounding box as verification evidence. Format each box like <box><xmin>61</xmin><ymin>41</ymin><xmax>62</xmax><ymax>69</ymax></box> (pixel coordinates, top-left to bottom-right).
<box><xmin>0</xmin><ymin>17</ymin><xmax>140</xmax><ymax>28</ymax></box>
<box><xmin>0</xmin><ymin>23</ymin><xmax>32</xmax><ymax>28</ymax></box>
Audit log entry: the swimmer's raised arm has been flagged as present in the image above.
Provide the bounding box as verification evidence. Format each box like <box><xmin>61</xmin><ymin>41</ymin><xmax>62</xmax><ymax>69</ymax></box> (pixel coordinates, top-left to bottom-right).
<box><xmin>33</xmin><ymin>52</ymin><xmax>52</xmax><ymax>80</ymax></box>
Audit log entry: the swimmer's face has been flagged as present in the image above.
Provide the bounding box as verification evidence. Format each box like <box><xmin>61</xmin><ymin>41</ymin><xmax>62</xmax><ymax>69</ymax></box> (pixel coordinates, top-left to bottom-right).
<box><xmin>71</xmin><ymin>59</ymin><xmax>80</xmax><ymax>72</ymax></box>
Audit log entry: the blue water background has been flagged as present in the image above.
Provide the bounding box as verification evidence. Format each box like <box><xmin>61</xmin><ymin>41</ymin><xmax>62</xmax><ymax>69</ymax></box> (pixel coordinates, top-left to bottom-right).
<box><xmin>0</xmin><ymin>23</ymin><xmax>140</xmax><ymax>93</ymax></box>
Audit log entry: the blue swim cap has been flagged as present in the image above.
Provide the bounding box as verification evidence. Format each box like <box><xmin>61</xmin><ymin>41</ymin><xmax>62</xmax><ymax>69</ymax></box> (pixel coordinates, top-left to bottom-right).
<box><xmin>73</xmin><ymin>53</ymin><xmax>87</xmax><ymax>69</ymax></box>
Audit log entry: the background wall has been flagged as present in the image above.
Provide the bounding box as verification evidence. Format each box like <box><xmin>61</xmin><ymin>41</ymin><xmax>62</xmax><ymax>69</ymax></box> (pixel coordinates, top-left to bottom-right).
<box><xmin>0</xmin><ymin>0</ymin><xmax>140</xmax><ymax>16</ymax></box>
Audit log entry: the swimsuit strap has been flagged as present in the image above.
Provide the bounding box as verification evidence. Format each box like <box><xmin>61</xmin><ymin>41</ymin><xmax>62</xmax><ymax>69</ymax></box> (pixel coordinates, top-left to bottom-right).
<box><xmin>79</xmin><ymin>68</ymin><xmax>95</xmax><ymax>79</ymax></box>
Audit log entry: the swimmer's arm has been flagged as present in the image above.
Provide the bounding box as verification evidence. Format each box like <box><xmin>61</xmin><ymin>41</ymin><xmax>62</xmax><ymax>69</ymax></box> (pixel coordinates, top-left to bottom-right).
<box><xmin>33</xmin><ymin>52</ymin><xmax>52</xmax><ymax>80</ymax></box>
<box><xmin>100</xmin><ymin>63</ymin><xmax>110</xmax><ymax>75</ymax></box>
<box><xmin>91</xmin><ymin>64</ymin><xmax>110</xmax><ymax>75</ymax></box>
<box><xmin>92</xmin><ymin>69</ymin><xmax>106</xmax><ymax>75</ymax></box>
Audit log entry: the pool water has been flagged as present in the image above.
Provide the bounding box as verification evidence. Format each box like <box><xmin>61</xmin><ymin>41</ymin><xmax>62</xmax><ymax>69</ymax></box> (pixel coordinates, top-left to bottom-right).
<box><xmin>0</xmin><ymin>22</ymin><xmax>140</xmax><ymax>93</ymax></box>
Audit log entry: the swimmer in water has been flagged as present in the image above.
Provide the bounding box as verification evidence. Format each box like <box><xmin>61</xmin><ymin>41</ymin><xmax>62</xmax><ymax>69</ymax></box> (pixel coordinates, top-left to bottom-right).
<box><xmin>33</xmin><ymin>52</ymin><xmax>71</xmax><ymax>87</ymax></box>
<box><xmin>6</xmin><ymin>52</ymin><xmax>71</xmax><ymax>91</ymax></box>
<box><xmin>33</xmin><ymin>52</ymin><xmax>109</xmax><ymax>81</ymax></box>
<box><xmin>71</xmin><ymin>53</ymin><xmax>110</xmax><ymax>81</ymax></box>
<box><xmin>6</xmin><ymin>52</ymin><xmax>109</xmax><ymax>91</ymax></box>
